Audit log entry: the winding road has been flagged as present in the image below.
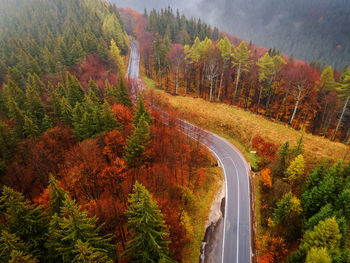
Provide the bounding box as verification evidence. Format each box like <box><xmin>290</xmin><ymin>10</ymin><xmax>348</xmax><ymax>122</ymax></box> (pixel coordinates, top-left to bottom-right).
<box><xmin>127</xmin><ymin>40</ymin><xmax>252</xmax><ymax>263</ymax></box>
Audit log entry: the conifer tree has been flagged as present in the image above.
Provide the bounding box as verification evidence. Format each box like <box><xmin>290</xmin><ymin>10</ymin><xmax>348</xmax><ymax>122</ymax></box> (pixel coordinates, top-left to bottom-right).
<box><xmin>59</xmin><ymin>97</ymin><xmax>73</xmax><ymax>124</ymax></box>
<box><xmin>2</xmin><ymin>80</ymin><xmax>26</xmax><ymax>112</ymax></box>
<box><xmin>0</xmin><ymin>120</ymin><xmax>17</xmax><ymax>160</ymax></box>
<box><xmin>110</xmin><ymin>39</ymin><xmax>125</xmax><ymax>75</ymax></box>
<box><xmin>47</xmin><ymin>175</ymin><xmax>69</xmax><ymax>216</ymax></box>
<box><xmin>24</xmin><ymin>84</ymin><xmax>45</xmax><ymax>126</ymax></box>
<box><xmin>0</xmin><ymin>187</ymin><xmax>48</xmax><ymax>259</ymax></box>
<box><xmin>133</xmin><ymin>93</ymin><xmax>151</xmax><ymax>126</ymax></box>
<box><xmin>9</xmin><ymin>250</ymin><xmax>38</xmax><ymax>263</ymax></box>
<box><xmin>47</xmin><ymin>197</ymin><xmax>114</xmax><ymax>262</ymax></box>
<box><xmin>320</xmin><ymin>66</ymin><xmax>336</xmax><ymax>92</ymax></box>
<box><xmin>7</xmin><ymin>67</ymin><xmax>25</xmax><ymax>90</ymax></box>
<box><xmin>71</xmin><ymin>40</ymin><xmax>85</xmax><ymax>65</ymax></box>
<box><xmin>41</xmin><ymin>114</ymin><xmax>53</xmax><ymax>132</ymax></box>
<box><xmin>124</xmin><ymin>114</ymin><xmax>151</xmax><ymax>168</ymax></box>
<box><xmin>88</xmin><ymin>79</ymin><xmax>100</xmax><ymax>103</ymax></box>
<box><xmin>278</xmin><ymin>141</ymin><xmax>290</xmax><ymax>172</ymax></box>
<box><xmin>116</xmin><ymin>78</ymin><xmax>132</xmax><ymax>107</ymax></box>
<box><xmin>23</xmin><ymin>114</ymin><xmax>40</xmax><ymax>138</ymax></box>
<box><xmin>103</xmin><ymin>14</ymin><xmax>126</xmax><ymax>52</ymax></box>
<box><xmin>0</xmin><ymin>59</ymin><xmax>7</xmax><ymax>84</ymax></box>
<box><xmin>8</xmin><ymin>98</ymin><xmax>25</xmax><ymax>138</ymax></box>
<box><xmin>65</xmin><ymin>72</ymin><xmax>85</xmax><ymax>107</ymax></box>
<box><xmin>0</xmin><ymin>230</ymin><xmax>37</xmax><ymax>263</ymax></box>
<box><xmin>100</xmin><ymin>100</ymin><xmax>119</xmax><ymax>133</ymax></box>
<box><xmin>125</xmin><ymin>181</ymin><xmax>173</xmax><ymax>262</ymax></box>
<box><xmin>72</xmin><ymin>240</ymin><xmax>113</xmax><ymax>263</ymax></box>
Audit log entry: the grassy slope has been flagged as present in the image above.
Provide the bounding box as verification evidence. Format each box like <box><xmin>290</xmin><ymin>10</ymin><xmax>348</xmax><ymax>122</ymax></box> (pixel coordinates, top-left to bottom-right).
<box><xmin>144</xmin><ymin>77</ymin><xmax>350</xmax><ymax>168</ymax></box>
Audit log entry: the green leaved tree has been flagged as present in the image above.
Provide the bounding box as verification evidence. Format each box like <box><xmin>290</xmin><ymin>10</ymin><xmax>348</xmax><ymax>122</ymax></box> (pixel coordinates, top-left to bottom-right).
<box><xmin>332</xmin><ymin>68</ymin><xmax>350</xmax><ymax>141</ymax></box>
<box><xmin>231</xmin><ymin>41</ymin><xmax>253</xmax><ymax>104</ymax></box>
<box><xmin>301</xmin><ymin>217</ymin><xmax>341</xmax><ymax>251</ymax></box>
<box><xmin>305</xmin><ymin>247</ymin><xmax>331</xmax><ymax>263</ymax></box>
<box><xmin>217</xmin><ymin>37</ymin><xmax>233</xmax><ymax>101</ymax></box>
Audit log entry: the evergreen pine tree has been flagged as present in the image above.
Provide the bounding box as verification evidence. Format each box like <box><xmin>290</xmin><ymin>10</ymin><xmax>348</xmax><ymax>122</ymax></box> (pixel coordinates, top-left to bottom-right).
<box><xmin>278</xmin><ymin>141</ymin><xmax>290</xmax><ymax>173</ymax></box>
<box><xmin>65</xmin><ymin>72</ymin><xmax>85</xmax><ymax>107</ymax></box>
<box><xmin>47</xmin><ymin>175</ymin><xmax>69</xmax><ymax>216</ymax></box>
<box><xmin>0</xmin><ymin>59</ymin><xmax>7</xmax><ymax>84</ymax></box>
<box><xmin>124</xmin><ymin>114</ymin><xmax>151</xmax><ymax>168</ymax></box>
<box><xmin>72</xmin><ymin>240</ymin><xmax>113</xmax><ymax>263</ymax></box>
<box><xmin>116</xmin><ymin>78</ymin><xmax>132</xmax><ymax>107</ymax></box>
<box><xmin>23</xmin><ymin>115</ymin><xmax>40</xmax><ymax>138</ymax></box>
<box><xmin>0</xmin><ymin>230</ymin><xmax>37</xmax><ymax>263</ymax></box>
<box><xmin>88</xmin><ymin>79</ymin><xmax>100</xmax><ymax>103</ymax></box>
<box><xmin>71</xmin><ymin>40</ymin><xmax>85</xmax><ymax>65</ymax></box>
<box><xmin>133</xmin><ymin>94</ymin><xmax>151</xmax><ymax>126</ymax></box>
<box><xmin>0</xmin><ymin>120</ymin><xmax>17</xmax><ymax>160</ymax></box>
<box><xmin>110</xmin><ymin>39</ymin><xmax>125</xmax><ymax>75</ymax></box>
<box><xmin>125</xmin><ymin>181</ymin><xmax>173</xmax><ymax>262</ymax></box>
<box><xmin>41</xmin><ymin>115</ymin><xmax>53</xmax><ymax>133</ymax></box>
<box><xmin>8</xmin><ymin>98</ymin><xmax>25</xmax><ymax>138</ymax></box>
<box><xmin>100</xmin><ymin>100</ymin><xmax>119</xmax><ymax>132</ymax></box>
<box><xmin>47</xmin><ymin>197</ymin><xmax>114</xmax><ymax>262</ymax></box>
<box><xmin>24</xmin><ymin>84</ymin><xmax>45</xmax><ymax>127</ymax></box>
<box><xmin>0</xmin><ymin>187</ymin><xmax>48</xmax><ymax>259</ymax></box>
<box><xmin>59</xmin><ymin>97</ymin><xmax>73</xmax><ymax>124</ymax></box>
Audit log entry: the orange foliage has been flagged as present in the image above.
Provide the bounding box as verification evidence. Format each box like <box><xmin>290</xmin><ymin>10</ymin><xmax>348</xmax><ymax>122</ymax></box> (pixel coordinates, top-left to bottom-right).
<box><xmin>260</xmin><ymin>168</ymin><xmax>272</xmax><ymax>188</ymax></box>
<box><xmin>103</xmin><ymin>129</ymin><xmax>126</xmax><ymax>160</ymax></box>
<box><xmin>111</xmin><ymin>104</ymin><xmax>133</xmax><ymax>137</ymax></box>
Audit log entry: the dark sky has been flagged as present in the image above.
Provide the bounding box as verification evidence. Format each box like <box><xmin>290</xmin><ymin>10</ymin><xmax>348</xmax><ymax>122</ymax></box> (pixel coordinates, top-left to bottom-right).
<box><xmin>113</xmin><ymin>0</ymin><xmax>350</xmax><ymax>68</ymax></box>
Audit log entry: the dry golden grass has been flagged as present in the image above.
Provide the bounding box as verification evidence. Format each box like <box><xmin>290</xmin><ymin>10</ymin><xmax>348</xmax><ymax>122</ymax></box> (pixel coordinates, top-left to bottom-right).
<box><xmin>145</xmin><ymin>80</ymin><xmax>349</xmax><ymax>168</ymax></box>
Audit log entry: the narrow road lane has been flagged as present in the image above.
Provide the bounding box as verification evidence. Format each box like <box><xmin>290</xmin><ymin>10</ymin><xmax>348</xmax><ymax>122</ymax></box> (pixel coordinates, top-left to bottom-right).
<box><xmin>127</xmin><ymin>40</ymin><xmax>252</xmax><ymax>263</ymax></box>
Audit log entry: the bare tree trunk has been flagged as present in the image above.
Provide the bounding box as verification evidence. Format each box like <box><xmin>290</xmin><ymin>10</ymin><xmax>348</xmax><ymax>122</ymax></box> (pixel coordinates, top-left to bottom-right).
<box><xmin>175</xmin><ymin>66</ymin><xmax>179</xmax><ymax>95</ymax></box>
<box><xmin>233</xmin><ymin>63</ymin><xmax>241</xmax><ymax>104</ymax></box>
<box><xmin>209</xmin><ymin>77</ymin><xmax>214</xmax><ymax>102</ymax></box>
<box><xmin>257</xmin><ymin>86</ymin><xmax>263</xmax><ymax>113</ymax></box>
<box><xmin>217</xmin><ymin>71</ymin><xmax>224</xmax><ymax>102</ymax></box>
<box><xmin>332</xmin><ymin>96</ymin><xmax>350</xmax><ymax>141</ymax></box>
<box><xmin>290</xmin><ymin>98</ymin><xmax>300</xmax><ymax>126</ymax></box>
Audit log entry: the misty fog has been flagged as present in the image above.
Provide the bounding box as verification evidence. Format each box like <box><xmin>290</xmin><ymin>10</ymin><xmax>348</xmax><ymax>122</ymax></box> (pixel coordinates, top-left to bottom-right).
<box><xmin>113</xmin><ymin>0</ymin><xmax>350</xmax><ymax>68</ymax></box>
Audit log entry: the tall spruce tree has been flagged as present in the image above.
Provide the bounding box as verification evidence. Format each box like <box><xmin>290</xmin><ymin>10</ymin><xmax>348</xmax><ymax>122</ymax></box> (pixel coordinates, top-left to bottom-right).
<box><xmin>124</xmin><ymin>114</ymin><xmax>151</xmax><ymax>168</ymax></box>
<box><xmin>125</xmin><ymin>181</ymin><xmax>173</xmax><ymax>262</ymax></box>
<box><xmin>47</xmin><ymin>197</ymin><xmax>114</xmax><ymax>262</ymax></box>
<box><xmin>133</xmin><ymin>94</ymin><xmax>151</xmax><ymax>126</ymax></box>
<box><xmin>0</xmin><ymin>187</ymin><xmax>48</xmax><ymax>260</ymax></box>
<box><xmin>116</xmin><ymin>78</ymin><xmax>132</xmax><ymax>107</ymax></box>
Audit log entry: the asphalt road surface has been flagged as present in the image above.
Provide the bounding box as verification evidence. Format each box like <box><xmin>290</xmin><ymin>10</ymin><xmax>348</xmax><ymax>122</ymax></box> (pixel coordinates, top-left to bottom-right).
<box><xmin>127</xmin><ymin>39</ymin><xmax>252</xmax><ymax>263</ymax></box>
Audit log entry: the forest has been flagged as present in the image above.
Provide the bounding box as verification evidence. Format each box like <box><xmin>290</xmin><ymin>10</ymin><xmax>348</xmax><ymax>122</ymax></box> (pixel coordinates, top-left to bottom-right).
<box><xmin>120</xmin><ymin>6</ymin><xmax>350</xmax><ymax>262</ymax></box>
<box><xmin>0</xmin><ymin>0</ymin><xmax>217</xmax><ymax>262</ymax></box>
<box><xmin>0</xmin><ymin>0</ymin><xmax>349</xmax><ymax>262</ymax></box>
<box><xmin>120</xmin><ymin>7</ymin><xmax>350</xmax><ymax>144</ymax></box>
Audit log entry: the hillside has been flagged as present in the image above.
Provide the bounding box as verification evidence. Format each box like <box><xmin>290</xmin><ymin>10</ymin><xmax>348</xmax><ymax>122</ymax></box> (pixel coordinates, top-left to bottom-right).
<box><xmin>0</xmin><ymin>0</ymin><xmax>220</xmax><ymax>262</ymax></box>
<box><xmin>145</xmin><ymin>80</ymin><xmax>350</xmax><ymax>168</ymax></box>
<box><xmin>114</xmin><ymin>0</ymin><xmax>350</xmax><ymax>69</ymax></box>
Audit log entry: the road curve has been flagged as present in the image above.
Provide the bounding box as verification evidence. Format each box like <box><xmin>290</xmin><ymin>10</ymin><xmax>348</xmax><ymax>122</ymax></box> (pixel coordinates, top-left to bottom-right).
<box><xmin>127</xmin><ymin>40</ymin><xmax>252</xmax><ymax>263</ymax></box>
